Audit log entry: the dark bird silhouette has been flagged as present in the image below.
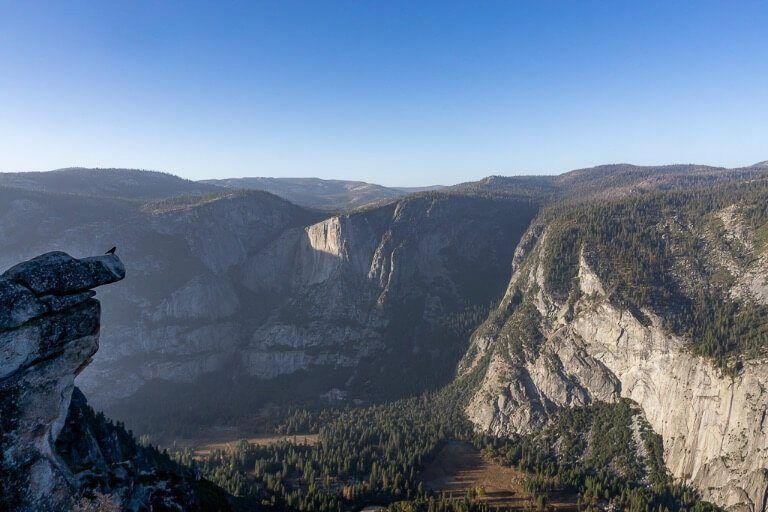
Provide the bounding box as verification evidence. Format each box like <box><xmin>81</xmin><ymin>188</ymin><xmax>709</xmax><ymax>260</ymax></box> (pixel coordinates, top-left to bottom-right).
<box><xmin>105</xmin><ymin>246</ymin><xmax>117</xmax><ymax>255</ymax></box>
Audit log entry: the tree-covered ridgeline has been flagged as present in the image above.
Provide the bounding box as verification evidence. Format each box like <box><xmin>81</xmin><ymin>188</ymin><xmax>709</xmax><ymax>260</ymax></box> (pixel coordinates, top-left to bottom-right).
<box><xmin>536</xmin><ymin>179</ymin><xmax>768</xmax><ymax>367</ymax></box>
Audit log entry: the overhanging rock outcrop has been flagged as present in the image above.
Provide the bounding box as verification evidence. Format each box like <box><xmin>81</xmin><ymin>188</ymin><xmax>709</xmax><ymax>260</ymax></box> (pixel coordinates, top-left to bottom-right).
<box><xmin>0</xmin><ymin>251</ymin><xmax>124</xmax><ymax>511</ymax></box>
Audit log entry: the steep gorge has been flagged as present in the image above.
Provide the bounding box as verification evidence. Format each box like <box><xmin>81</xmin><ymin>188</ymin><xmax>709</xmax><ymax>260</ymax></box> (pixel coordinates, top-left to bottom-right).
<box><xmin>0</xmin><ymin>171</ymin><xmax>544</xmax><ymax>429</ymax></box>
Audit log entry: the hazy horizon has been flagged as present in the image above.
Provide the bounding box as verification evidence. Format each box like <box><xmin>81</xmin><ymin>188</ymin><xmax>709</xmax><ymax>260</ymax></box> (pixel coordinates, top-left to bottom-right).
<box><xmin>1</xmin><ymin>158</ymin><xmax>767</xmax><ymax>189</ymax></box>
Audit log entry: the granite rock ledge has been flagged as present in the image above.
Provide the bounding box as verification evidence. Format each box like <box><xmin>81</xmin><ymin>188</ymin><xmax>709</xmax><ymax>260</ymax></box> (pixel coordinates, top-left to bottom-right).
<box><xmin>0</xmin><ymin>252</ymin><xmax>124</xmax><ymax>510</ymax></box>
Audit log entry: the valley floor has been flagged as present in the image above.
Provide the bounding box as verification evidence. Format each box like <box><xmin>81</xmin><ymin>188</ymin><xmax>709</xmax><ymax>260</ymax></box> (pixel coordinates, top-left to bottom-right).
<box><xmin>163</xmin><ymin>429</ymin><xmax>318</xmax><ymax>457</ymax></box>
<box><xmin>419</xmin><ymin>441</ymin><xmax>578</xmax><ymax>511</ymax></box>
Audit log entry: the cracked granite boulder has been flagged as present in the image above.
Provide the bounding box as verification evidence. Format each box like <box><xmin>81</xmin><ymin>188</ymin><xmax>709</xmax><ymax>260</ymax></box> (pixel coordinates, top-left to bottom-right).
<box><xmin>0</xmin><ymin>253</ymin><xmax>123</xmax><ymax>510</ymax></box>
<box><xmin>0</xmin><ymin>251</ymin><xmax>229</xmax><ymax>512</ymax></box>
<box><xmin>0</xmin><ymin>252</ymin><xmax>123</xmax><ymax>511</ymax></box>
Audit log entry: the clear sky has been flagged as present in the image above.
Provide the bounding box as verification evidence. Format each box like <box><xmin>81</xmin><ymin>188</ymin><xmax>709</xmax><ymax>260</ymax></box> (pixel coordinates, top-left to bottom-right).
<box><xmin>0</xmin><ymin>1</ymin><xmax>766</xmax><ymax>186</ymax></box>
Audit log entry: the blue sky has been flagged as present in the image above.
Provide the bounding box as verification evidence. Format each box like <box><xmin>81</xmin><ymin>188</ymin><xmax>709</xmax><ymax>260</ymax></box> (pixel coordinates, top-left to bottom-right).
<box><xmin>0</xmin><ymin>1</ymin><xmax>766</xmax><ymax>186</ymax></box>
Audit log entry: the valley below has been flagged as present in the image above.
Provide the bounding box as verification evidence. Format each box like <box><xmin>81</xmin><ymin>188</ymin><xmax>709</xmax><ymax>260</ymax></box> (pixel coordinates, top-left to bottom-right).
<box><xmin>2</xmin><ymin>164</ymin><xmax>768</xmax><ymax>511</ymax></box>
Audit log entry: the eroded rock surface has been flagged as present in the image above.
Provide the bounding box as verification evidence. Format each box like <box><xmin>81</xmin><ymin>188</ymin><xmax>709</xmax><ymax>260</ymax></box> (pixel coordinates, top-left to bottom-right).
<box><xmin>0</xmin><ymin>252</ymin><xmax>123</xmax><ymax>510</ymax></box>
<box><xmin>0</xmin><ymin>252</ymin><xmax>224</xmax><ymax>511</ymax></box>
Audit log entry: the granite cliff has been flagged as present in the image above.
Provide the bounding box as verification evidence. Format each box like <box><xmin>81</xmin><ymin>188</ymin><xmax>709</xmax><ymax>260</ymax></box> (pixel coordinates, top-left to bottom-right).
<box><xmin>461</xmin><ymin>187</ymin><xmax>768</xmax><ymax>511</ymax></box>
<box><xmin>0</xmin><ymin>251</ymin><xmax>228</xmax><ymax>511</ymax></box>
<box><xmin>103</xmin><ymin>191</ymin><xmax>540</xmax><ymax>431</ymax></box>
<box><xmin>0</xmin><ymin>170</ymin><xmax>541</xmax><ymax>431</ymax></box>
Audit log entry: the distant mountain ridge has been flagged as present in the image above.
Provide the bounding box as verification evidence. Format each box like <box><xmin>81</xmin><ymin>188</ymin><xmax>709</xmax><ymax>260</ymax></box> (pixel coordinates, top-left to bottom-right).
<box><xmin>201</xmin><ymin>176</ymin><xmax>444</xmax><ymax>210</ymax></box>
<box><xmin>4</xmin><ymin>164</ymin><xmax>765</xmax><ymax>209</ymax></box>
<box><xmin>0</xmin><ymin>167</ymin><xmax>220</xmax><ymax>200</ymax></box>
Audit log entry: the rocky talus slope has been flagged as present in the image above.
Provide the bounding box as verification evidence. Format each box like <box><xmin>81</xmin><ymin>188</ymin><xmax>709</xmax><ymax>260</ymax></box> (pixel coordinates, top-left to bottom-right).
<box><xmin>0</xmin><ymin>251</ymin><xmax>227</xmax><ymax>511</ymax></box>
<box><xmin>461</xmin><ymin>205</ymin><xmax>768</xmax><ymax>511</ymax></box>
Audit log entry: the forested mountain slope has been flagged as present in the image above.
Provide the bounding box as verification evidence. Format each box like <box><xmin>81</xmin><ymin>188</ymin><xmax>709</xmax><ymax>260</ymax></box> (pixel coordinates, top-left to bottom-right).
<box><xmin>553</xmin><ymin>162</ymin><xmax>768</xmax><ymax>201</ymax></box>
<box><xmin>460</xmin><ymin>177</ymin><xmax>768</xmax><ymax>511</ymax></box>
<box><xmin>448</xmin><ymin>162</ymin><xmax>768</xmax><ymax>203</ymax></box>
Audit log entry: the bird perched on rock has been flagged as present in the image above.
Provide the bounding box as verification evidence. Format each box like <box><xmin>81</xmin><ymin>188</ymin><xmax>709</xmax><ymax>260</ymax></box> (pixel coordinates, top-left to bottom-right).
<box><xmin>105</xmin><ymin>247</ymin><xmax>117</xmax><ymax>255</ymax></box>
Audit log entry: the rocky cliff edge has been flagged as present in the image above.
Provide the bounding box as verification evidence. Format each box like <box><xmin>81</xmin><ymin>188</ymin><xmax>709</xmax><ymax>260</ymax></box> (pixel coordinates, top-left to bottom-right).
<box><xmin>0</xmin><ymin>252</ymin><xmax>228</xmax><ymax>511</ymax></box>
<box><xmin>1</xmin><ymin>251</ymin><xmax>124</xmax><ymax>510</ymax></box>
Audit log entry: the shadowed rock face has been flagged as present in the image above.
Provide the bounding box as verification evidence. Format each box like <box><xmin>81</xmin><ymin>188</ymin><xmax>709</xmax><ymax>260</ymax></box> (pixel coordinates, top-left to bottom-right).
<box><xmin>70</xmin><ymin>191</ymin><xmax>538</xmax><ymax>431</ymax></box>
<box><xmin>0</xmin><ymin>252</ymin><xmax>123</xmax><ymax>511</ymax></box>
<box><xmin>0</xmin><ymin>277</ymin><xmax>47</xmax><ymax>330</ymax></box>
